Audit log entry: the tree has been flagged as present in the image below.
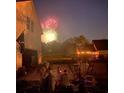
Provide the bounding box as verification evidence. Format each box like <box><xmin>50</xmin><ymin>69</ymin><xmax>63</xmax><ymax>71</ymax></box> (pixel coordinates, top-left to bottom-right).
<box><xmin>41</xmin><ymin>35</ymin><xmax>91</xmax><ymax>60</ymax></box>
<box><xmin>62</xmin><ymin>35</ymin><xmax>90</xmax><ymax>57</ymax></box>
<box><xmin>42</xmin><ymin>41</ymin><xmax>65</xmax><ymax>58</ymax></box>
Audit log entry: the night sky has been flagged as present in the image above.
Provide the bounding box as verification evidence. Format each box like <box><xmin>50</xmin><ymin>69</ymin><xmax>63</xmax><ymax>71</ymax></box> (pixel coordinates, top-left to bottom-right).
<box><xmin>34</xmin><ymin>0</ymin><xmax>108</xmax><ymax>42</ymax></box>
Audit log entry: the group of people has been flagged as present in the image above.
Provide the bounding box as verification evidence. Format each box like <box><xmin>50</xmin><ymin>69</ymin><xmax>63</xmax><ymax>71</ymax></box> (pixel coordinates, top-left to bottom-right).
<box><xmin>39</xmin><ymin>63</ymin><xmax>86</xmax><ymax>93</ymax></box>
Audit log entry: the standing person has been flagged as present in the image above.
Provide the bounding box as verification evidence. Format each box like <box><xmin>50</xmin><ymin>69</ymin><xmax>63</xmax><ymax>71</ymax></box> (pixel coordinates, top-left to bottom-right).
<box><xmin>50</xmin><ymin>68</ymin><xmax>55</xmax><ymax>93</ymax></box>
<box><xmin>40</xmin><ymin>65</ymin><xmax>52</xmax><ymax>93</ymax></box>
<box><xmin>61</xmin><ymin>69</ymin><xmax>69</xmax><ymax>87</ymax></box>
<box><xmin>54</xmin><ymin>66</ymin><xmax>62</xmax><ymax>93</ymax></box>
<box><xmin>40</xmin><ymin>66</ymin><xmax>46</xmax><ymax>93</ymax></box>
<box><xmin>60</xmin><ymin>69</ymin><xmax>70</xmax><ymax>93</ymax></box>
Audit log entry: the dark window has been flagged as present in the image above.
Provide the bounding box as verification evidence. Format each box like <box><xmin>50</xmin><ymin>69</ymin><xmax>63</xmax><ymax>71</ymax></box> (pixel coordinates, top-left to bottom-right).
<box><xmin>26</xmin><ymin>16</ymin><xmax>34</xmax><ymax>32</ymax></box>
<box><xmin>26</xmin><ymin>16</ymin><xmax>30</xmax><ymax>30</ymax></box>
<box><xmin>30</xmin><ymin>20</ymin><xmax>34</xmax><ymax>32</ymax></box>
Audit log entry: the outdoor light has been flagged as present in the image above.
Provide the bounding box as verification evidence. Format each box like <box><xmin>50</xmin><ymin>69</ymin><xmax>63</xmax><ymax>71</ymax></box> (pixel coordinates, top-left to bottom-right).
<box><xmin>77</xmin><ymin>51</ymin><xmax>80</xmax><ymax>55</ymax></box>
<box><xmin>86</xmin><ymin>51</ymin><xmax>91</xmax><ymax>54</ymax></box>
<box><xmin>81</xmin><ymin>51</ymin><xmax>85</xmax><ymax>54</ymax></box>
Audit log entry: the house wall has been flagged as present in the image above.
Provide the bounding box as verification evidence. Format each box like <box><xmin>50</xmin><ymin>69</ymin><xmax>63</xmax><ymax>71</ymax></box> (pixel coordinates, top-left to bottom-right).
<box><xmin>16</xmin><ymin>1</ymin><xmax>42</xmax><ymax>68</ymax></box>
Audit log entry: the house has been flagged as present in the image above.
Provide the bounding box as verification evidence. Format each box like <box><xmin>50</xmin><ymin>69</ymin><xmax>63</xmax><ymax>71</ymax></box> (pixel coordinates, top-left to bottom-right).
<box><xmin>16</xmin><ymin>0</ymin><xmax>42</xmax><ymax>70</ymax></box>
<box><xmin>92</xmin><ymin>39</ymin><xmax>108</xmax><ymax>60</ymax></box>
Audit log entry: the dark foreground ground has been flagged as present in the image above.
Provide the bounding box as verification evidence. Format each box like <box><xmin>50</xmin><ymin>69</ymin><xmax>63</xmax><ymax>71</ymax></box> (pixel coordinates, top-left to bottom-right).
<box><xmin>16</xmin><ymin>60</ymin><xmax>108</xmax><ymax>93</ymax></box>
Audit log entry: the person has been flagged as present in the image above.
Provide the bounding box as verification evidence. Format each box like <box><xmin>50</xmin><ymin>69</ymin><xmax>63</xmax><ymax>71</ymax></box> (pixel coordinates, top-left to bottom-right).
<box><xmin>40</xmin><ymin>65</ymin><xmax>52</xmax><ymax>93</ymax></box>
<box><xmin>60</xmin><ymin>69</ymin><xmax>70</xmax><ymax>93</ymax></box>
<box><xmin>61</xmin><ymin>69</ymin><xmax>69</xmax><ymax>86</ymax></box>
<box><xmin>54</xmin><ymin>66</ymin><xmax>63</xmax><ymax>93</ymax></box>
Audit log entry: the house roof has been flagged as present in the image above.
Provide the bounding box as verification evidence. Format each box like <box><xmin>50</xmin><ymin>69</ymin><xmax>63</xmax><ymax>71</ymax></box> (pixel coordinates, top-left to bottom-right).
<box><xmin>16</xmin><ymin>32</ymin><xmax>24</xmax><ymax>42</ymax></box>
<box><xmin>92</xmin><ymin>39</ymin><xmax>108</xmax><ymax>51</ymax></box>
<box><xmin>87</xmin><ymin>44</ymin><xmax>96</xmax><ymax>51</ymax></box>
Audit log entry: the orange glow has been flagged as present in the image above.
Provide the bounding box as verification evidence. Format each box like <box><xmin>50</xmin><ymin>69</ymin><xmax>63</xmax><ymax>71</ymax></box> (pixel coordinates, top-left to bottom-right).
<box><xmin>76</xmin><ymin>48</ymin><xmax>80</xmax><ymax>56</ymax></box>
<box><xmin>86</xmin><ymin>51</ymin><xmax>91</xmax><ymax>54</ymax></box>
<box><xmin>16</xmin><ymin>51</ymin><xmax>22</xmax><ymax>70</ymax></box>
<box><xmin>81</xmin><ymin>51</ymin><xmax>85</xmax><ymax>54</ymax></box>
<box><xmin>77</xmin><ymin>51</ymin><xmax>80</xmax><ymax>55</ymax></box>
<box><xmin>76</xmin><ymin>50</ymin><xmax>100</xmax><ymax>57</ymax></box>
<box><xmin>94</xmin><ymin>51</ymin><xmax>99</xmax><ymax>57</ymax></box>
<box><xmin>95</xmin><ymin>51</ymin><xmax>99</xmax><ymax>55</ymax></box>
